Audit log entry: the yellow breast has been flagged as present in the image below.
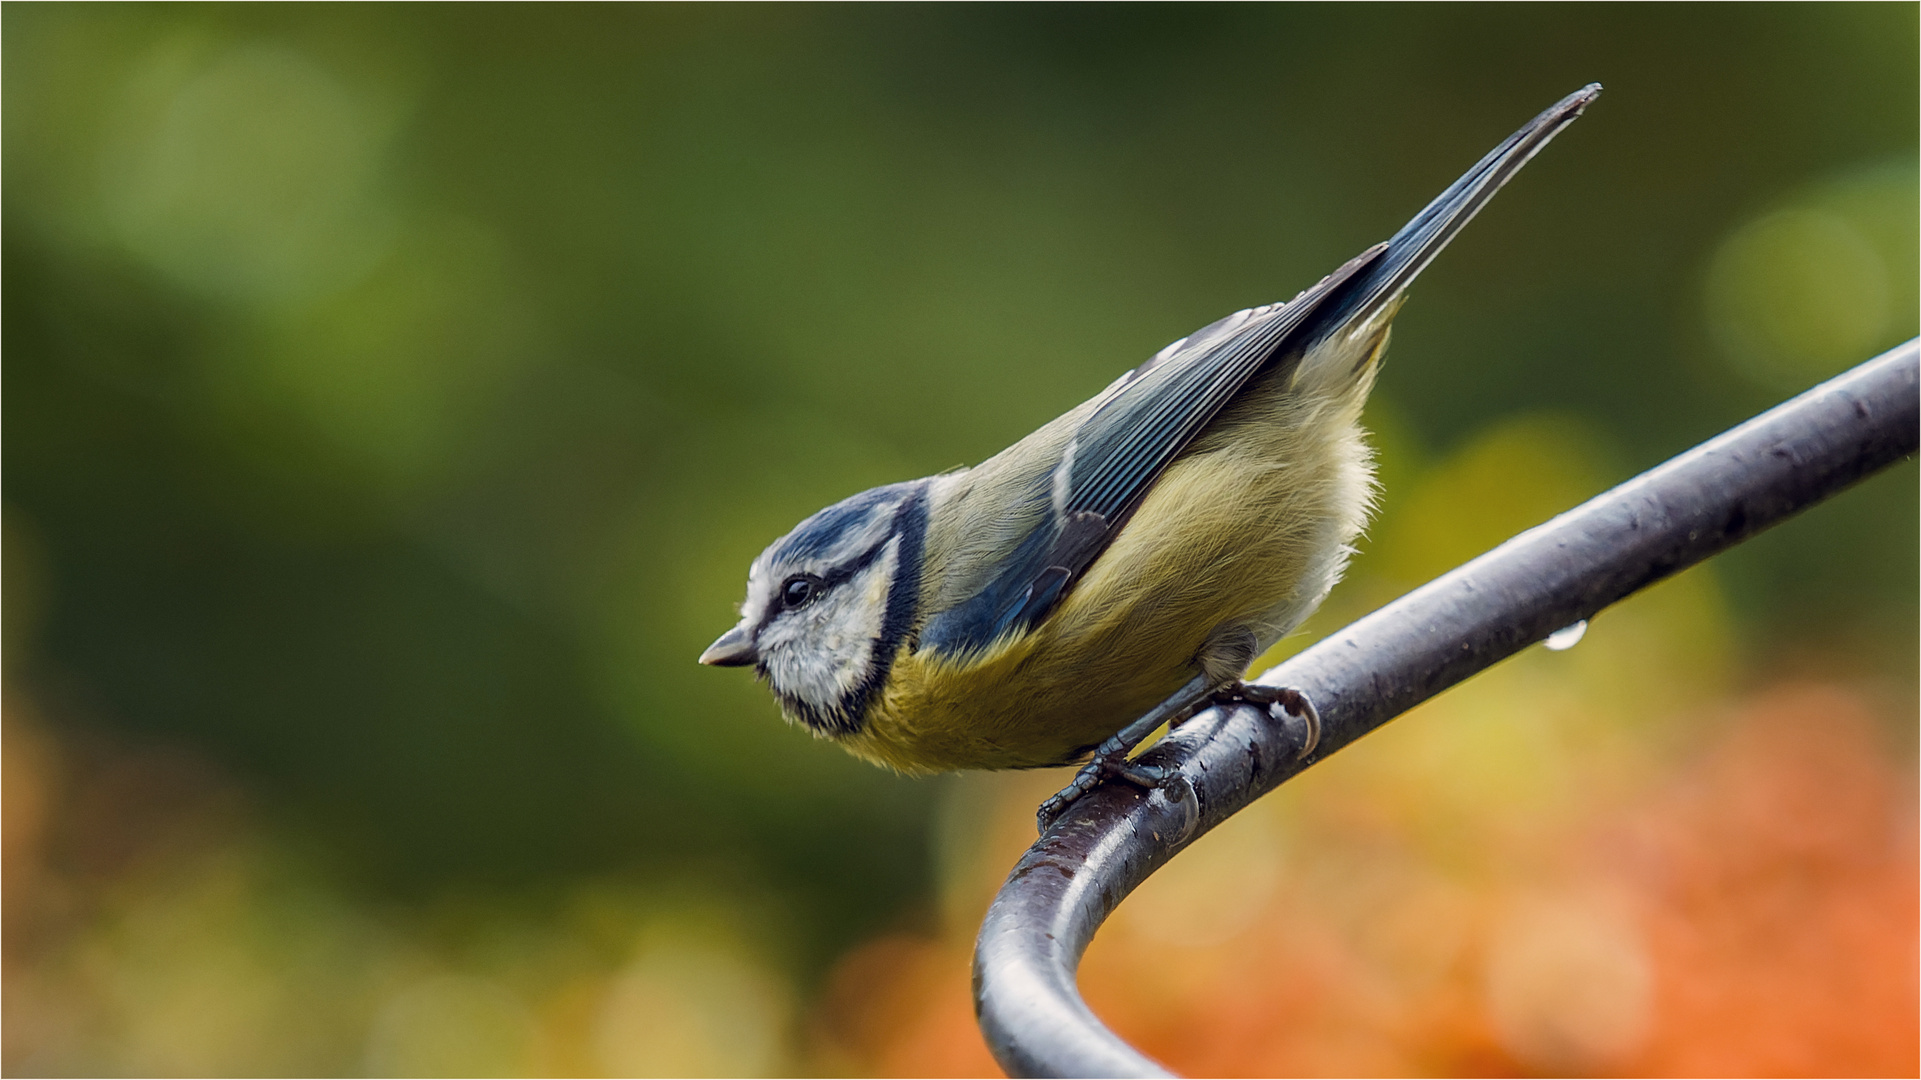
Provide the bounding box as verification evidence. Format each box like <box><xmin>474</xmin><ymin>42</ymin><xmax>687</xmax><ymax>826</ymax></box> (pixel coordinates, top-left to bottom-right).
<box><xmin>836</xmin><ymin>352</ymin><xmax>1380</xmax><ymax>774</ymax></box>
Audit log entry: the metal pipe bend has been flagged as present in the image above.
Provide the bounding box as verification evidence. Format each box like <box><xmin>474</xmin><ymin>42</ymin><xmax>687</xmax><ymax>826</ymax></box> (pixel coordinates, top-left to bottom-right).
<box><xmin>974</xmin><ymin>341</ymin><xmax>1920</xmax><ymax>1078</ymax></box>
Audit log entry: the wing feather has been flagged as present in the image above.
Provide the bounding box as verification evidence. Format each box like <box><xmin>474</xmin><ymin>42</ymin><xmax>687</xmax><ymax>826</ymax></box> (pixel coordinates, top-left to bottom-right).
<box><xmin>917</xmin><ymin>245</ymin><xmax>1383</xmax><ymax>658</ymax></box>
<box><xmin>1056</xmin><ymin>242</ymin><xmax>1386</xmax><ymax>540</ymax></box>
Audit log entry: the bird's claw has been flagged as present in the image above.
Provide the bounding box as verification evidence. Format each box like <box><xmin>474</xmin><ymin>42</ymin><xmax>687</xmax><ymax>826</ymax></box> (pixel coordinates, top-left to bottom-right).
<box><xmin>1214</xmin><ymin>681</ymin><xmax>1321</xmax><ymax>759</ymax></box>
<box><xmin>1035</xmin><ymin>778</ymin><xmax>1090</xmax><ymax>831</ymax></box>
<box><xmin>1036</xmin><ymin>757</ymin><xmax>1169</xmax><ymax>831</ymax></box>
<box><xmin>1036</xmin><ymin>684</ymin><xmax>1320</xmax><ymax>832</ymax></box>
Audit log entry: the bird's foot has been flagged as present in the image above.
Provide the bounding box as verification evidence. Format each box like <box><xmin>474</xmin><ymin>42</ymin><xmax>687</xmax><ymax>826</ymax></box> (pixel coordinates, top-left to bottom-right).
<box><xmin>1212</xmin><ymin>681</ymin><xmax>1321</xmax><ymax>759</ymax></box>
<box><xmin>1033</xmin><ymin>681</ymin><xmax>1321</xmax><ymax>831</ymax></box>
<box><xmin>1032</xmin><ymin>670</ymin><xmax>1215</xmax><ymax>833</ymax></box>
<box><xmin>1036</xmin><ymin>755</ymin><xmax>1168</xmax><ymax>831</ymax></box>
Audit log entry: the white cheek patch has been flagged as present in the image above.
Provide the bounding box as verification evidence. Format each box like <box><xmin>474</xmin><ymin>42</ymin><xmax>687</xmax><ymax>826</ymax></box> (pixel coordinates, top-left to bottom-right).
<box><xmin>758</xmin><ymin>538</ymin><xmax>899</xmax><ymax>715</ymax></box>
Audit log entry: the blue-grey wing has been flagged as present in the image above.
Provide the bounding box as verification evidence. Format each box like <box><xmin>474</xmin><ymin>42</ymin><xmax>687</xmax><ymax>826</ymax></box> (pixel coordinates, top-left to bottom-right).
<box><xmin>918</xmin><ymin>243</ymin><xmax>1384</xmax><ymax>658</ymax></box>
<box><xmin>1062</xmin><ymin>242</ymin><xmax>1385</xmax><ymax>531</ymax></box>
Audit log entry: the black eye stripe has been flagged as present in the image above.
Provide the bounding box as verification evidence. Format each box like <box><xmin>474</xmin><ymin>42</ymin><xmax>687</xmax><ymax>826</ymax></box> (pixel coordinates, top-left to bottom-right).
<box><xmin>832</xmin><ymin>537</ymin><xmax>895</xmax><ymax>584</ymax></box>
<box><xmin>756</xmin><ymin>534</ymin><xmax>895</xmax><ymax>629</ymax></box>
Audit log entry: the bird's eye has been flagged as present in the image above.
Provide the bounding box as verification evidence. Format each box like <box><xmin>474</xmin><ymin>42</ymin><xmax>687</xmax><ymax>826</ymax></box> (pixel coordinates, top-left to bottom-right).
<box><xmin>781</xmin><ymin>575</ymin><xmax>822</xmax><ymax>609</ymax></box>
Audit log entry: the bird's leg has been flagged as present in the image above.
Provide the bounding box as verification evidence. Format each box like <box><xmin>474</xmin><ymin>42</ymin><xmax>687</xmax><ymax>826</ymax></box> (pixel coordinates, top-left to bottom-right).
<box><xmin>1035</xmin><ymin>678</ymin><xmax>1323</xmax><ymax>832</ymax></box>
<box><xmin>1036</xmin><ymin>673</ymin><xmax>1213</xmax><ymax>831</ymax></box>
<box><xmin>1210</xmin><ymin>681</ymin><xmax>1321</xmax><ymax>760</ymax></box>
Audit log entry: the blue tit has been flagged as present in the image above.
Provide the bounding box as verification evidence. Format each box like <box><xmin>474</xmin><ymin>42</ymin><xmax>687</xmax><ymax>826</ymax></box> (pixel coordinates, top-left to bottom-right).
<box><xmin>702</xmin><ymin>85</ymin><xmax>1599</xmax><ymax>820</ymax></box>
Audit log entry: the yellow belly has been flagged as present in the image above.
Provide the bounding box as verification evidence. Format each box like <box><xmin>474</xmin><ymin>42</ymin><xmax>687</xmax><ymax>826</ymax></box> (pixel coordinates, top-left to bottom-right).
<box><xmin>836</xmin><ymin>377</ymin><xmax>1377</xmax><ymax>774</ymax></box>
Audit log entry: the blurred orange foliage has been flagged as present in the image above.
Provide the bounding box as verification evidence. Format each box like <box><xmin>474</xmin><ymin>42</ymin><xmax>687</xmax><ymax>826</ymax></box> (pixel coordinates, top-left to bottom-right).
<box><xmin>815</xmin><ymin>682</ymin><xmax>1918</xmax><ymax>1078</ymax></box>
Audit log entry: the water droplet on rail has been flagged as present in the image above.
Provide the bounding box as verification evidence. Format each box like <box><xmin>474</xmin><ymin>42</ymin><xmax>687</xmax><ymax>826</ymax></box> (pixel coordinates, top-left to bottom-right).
<box><xmin>1544</xmin><ymin>620</ymin><xmax>1588</xmax><ymax>651</ymax></box>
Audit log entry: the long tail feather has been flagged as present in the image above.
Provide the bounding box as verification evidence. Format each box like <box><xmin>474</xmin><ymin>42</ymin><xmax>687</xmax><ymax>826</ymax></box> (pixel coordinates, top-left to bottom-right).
<box><xmin>1317</xmin><ymin>83</ymin><xmax>1602</xmax><ymax>341</ymax></box>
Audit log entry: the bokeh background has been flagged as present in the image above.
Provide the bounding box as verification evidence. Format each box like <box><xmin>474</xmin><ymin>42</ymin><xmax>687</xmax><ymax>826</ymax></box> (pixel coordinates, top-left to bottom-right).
<box><xmin>4</xmin><ymin>5</ymin><xmax>1916</xmax><ymax>1076</ymax></box>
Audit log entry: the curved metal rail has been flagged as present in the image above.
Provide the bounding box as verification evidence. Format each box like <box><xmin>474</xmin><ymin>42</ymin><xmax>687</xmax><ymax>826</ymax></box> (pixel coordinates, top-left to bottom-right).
<box><xmin>973</xmin><ymin>340</ymin><xmax>1920</xmax><ymax>1078</ymax></box>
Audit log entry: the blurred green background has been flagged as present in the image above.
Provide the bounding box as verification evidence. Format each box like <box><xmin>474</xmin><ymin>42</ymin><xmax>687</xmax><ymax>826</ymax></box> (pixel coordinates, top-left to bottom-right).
<box><xmin>4</xmin><ymin>4</ymin><xmax>1915</xmax><ymax>1076</ymax></box>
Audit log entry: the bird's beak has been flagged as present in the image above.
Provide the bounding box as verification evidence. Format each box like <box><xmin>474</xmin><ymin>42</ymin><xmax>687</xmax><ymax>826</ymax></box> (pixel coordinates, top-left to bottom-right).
<box><xmin>699</xmin><ymin>626</ymin><xmax>758</xmax><ymax>667</ymax></box>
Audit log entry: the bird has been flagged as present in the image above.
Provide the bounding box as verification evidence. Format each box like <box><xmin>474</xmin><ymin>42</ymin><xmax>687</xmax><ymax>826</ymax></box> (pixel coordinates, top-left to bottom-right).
<box><xmin>701</xmin><ymin>85</ymin><xmax>1600</xmax><ymax>827</ymax></box>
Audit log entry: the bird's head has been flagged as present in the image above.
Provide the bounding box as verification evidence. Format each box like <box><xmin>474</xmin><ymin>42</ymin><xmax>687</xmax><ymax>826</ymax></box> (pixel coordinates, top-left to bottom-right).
<box><xmin>700</xmin><ymin>481</ymin><xmax>927</xmax><ymax>735</ymax></box>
